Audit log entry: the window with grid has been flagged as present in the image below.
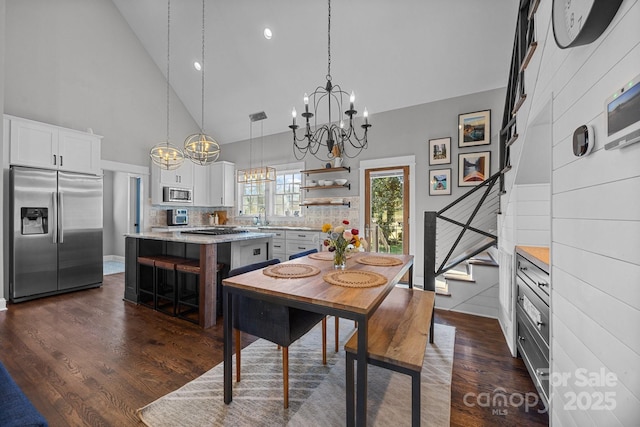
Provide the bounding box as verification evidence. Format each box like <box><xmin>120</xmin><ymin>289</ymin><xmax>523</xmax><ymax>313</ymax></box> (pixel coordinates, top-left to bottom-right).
<box><xmin>239</xmin><ymin>180</ymin><xmax>266</xmax><ymax>216</ymax></box>
<box><xmin>237</xmin><ymin>163</ymin><xmax>304</xmax><ymax>218</ymax></box>
<box><xmin>273</xmin><ymin>170</ymin><xmax>302</xmax><ymax>216</ymax></box>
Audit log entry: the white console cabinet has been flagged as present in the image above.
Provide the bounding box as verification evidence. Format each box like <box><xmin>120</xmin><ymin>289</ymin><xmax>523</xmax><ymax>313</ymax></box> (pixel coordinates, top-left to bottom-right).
<box><xmin>7</xmin><ymin>115</ymin><xmax>102</xmax><ymax>175</ymax></box>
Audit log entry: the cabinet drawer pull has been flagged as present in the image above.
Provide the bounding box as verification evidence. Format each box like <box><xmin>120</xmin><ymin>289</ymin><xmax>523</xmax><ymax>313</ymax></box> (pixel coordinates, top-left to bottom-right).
<box><xmin>60</xmin><ymin>155</ymin><xmax>63</xmax><ymax>166</ymax></box>
<box><xmin>517</xmin><ymin>296</ymin><xmax>524</xmax><ymax>303</ymax></box>
<box><xmin>536</xmin><ymin>321</ymin><xmax>545</xmax><ymax>327</ymax></box>
<box><xmin>298</xmin><ymin>246</ymin><xmax>306</xmax><ymax>250</ymax></box>
<box><xmin>53</xmin><ymin>154</ymin><xmax>57</xmax><ymax>165</ymax></box>
<box><xmin>518</xmin><ymin>335</ymin><xmax>526</xmax><ymax>341</ymax></box>
<box><xmin>537</xmin><ymin>282</ymin><xmax>548</xmax><ymax>288</ymax></box>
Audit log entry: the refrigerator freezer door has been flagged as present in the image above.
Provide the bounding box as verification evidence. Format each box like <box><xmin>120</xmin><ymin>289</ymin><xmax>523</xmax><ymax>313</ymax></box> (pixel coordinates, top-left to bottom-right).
<box><xmin>11</xmin><ymin>167</ymin><xmax>59</xmax><ymax>299</ymax></box>
<box><xmin>58</xmin><ymin>171</ymin><xmax>103</xmax><ymax>290</ymax></box>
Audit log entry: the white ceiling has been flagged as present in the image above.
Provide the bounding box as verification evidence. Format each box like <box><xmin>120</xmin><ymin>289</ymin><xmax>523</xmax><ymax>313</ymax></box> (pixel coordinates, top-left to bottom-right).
<box><xmin>112</xmin><ymin>0</ymin><xmax>518</xmax><ymax>145</ymax></box>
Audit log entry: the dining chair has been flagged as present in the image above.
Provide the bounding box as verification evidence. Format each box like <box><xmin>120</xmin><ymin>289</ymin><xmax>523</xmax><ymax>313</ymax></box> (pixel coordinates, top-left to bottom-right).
<box><xmin>228</xmin><ymin>258</ymin><xmax>327</xmax><ymax>408</ymax></box>
<box><xmin>288</xmin><ymin>248</ymin><xmax>318</xmax><ymax>259</ymax></box>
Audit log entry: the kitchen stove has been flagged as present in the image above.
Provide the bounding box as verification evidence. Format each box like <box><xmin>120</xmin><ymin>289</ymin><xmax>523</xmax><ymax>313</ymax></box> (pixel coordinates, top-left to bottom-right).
<box><xmin>182</xmin><ymin>228</ymin><xmax>249</xmax><ymax>236</ymax></box>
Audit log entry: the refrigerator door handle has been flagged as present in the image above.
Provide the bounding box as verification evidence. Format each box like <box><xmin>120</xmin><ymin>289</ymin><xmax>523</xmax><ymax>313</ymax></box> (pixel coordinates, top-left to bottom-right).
<box><xmin>59</xmin><ymin>192</ymin><xmax>64</xmax><ymax>244</ymax></box>
<box><xmin>52</xmin><ymin>192</ymin><xmax>58</xmax><ymax>244</ymax></box>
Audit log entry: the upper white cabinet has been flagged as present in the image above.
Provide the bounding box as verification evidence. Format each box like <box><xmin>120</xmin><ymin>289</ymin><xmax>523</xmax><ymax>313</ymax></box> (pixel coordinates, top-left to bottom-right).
<box><xmin>209</xmin><ymin>161</ymin><xmax>235</xmax><ymax>207</ymax></box>
<box><xmin>7</xmin><ymin>115</ymin><xmax>102</xmax><ymax>175</ymax></box>
<box><xmin>158</xmin><ymin>161</ymin><xmax>193</xmax><ymax>188</ymax></box>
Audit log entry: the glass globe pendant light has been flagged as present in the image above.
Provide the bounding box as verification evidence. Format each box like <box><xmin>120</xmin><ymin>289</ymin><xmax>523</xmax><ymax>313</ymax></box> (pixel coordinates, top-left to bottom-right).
<box><xmin>150</xmin><ymin>0</ymin><xmax>185</xmax><ymax>170</ymax></box>
<box><xmin>184</xmin><ymin>0</ymin><xmax>220</xmax><ymax>165</ymax></box>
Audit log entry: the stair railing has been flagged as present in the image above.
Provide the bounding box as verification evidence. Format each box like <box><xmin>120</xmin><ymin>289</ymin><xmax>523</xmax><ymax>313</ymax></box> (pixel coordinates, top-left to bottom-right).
<box><xmin>424</xmin><ymin>169</ymin><xmax>504</xmax><ymax>291</ymax></box>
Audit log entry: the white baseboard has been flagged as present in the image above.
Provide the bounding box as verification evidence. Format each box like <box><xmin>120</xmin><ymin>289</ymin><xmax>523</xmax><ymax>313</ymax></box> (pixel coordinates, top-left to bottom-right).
<box><xmin>0</xmin><ymin>297</ymin><xmax>6</xmax><ymax>311</ymax></box>
<box><xmin>103</xmin><ymin>255</ymin><xmax>125</xmax><ymax>263</ymax></box>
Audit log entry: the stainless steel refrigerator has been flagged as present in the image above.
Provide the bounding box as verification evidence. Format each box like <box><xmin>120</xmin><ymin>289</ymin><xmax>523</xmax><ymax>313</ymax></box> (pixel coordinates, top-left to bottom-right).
<box><xmin>10</xmin><ymin>166</ymin><xmax>103</xmax><ymax>302</ymax></box>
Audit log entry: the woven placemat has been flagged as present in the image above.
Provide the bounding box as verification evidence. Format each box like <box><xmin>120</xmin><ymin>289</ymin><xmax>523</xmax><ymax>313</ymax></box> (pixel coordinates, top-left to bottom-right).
<box><xmin>308</xmin><ymin>252</ymin><xmax>352</xmax><ymax>261</ymax></box>
<box><xmin>356</xmin><ymin>255</ymin><xmax>403</xmax><ymax>266</ymax></box>
<box><xmin>263</xmin><ymin>264</ymin><xmax>320</xmax><ymax>279</ymax></box>
<box><xmin>323</xmin><ymin>270</ymin><xmax>387</xmax><ymax>288</ymax></box>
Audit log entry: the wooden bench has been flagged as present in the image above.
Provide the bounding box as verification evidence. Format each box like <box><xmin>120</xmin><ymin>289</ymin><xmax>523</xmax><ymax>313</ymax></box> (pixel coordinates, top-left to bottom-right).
<box><xmin>344</xmin><ymin>287</ymin><xmax>436</xmax><ymax>427</ymax></box>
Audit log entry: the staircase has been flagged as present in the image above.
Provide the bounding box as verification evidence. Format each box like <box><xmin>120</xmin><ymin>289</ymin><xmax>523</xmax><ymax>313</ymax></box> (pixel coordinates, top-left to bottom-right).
<box><xmin>436</xmin><ymin>250</ymin><xmax>500</xmax><ymax>319</ymax></box>
<box><xmin>424</xmin><ymin>0</ymin><xmax>541</xmax><ymax>320</ymax></box>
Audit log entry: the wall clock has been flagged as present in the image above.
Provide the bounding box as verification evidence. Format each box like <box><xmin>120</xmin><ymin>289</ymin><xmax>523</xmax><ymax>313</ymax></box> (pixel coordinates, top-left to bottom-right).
<box><xmin>552</xmin><ymin>0</ymin><xmax>623</xmax><ymax>49</ymax></box>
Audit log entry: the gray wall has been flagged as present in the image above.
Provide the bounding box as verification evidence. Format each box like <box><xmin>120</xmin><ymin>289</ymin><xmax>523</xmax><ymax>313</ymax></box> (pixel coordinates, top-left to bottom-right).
<box><xmin>3</xmin><ymin>0</ymin><xmax>199</xmax><ymax>167</ymax></box>
<box><xmin>221</xmin><ymin>87</ymin><xmax>505</xmax><ymax>282</ymax></box>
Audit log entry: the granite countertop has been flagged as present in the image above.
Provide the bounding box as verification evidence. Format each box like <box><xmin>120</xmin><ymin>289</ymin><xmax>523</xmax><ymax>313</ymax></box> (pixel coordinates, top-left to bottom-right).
<box><xmin>150</xmin><ymin>225</ymin><xmax>323</xmax><ymax>233</ymax></box>
<box><xmin>125</xmin><ymin>230</ymin><xmax>274</xmax><ymax>244</ymax></box>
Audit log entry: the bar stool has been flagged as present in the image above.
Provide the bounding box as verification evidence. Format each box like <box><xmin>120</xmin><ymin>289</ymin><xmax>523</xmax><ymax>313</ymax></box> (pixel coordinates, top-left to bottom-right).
<box><xmin>137</xmin><ymin>256</ymin><xmax>157</xmax><ymax>309</ymax></box>
<box><xmin>176</xmin><ymin>261</ymin><xmax>225</xmax><ymax>323</ymax></box>
<box><xmin>155</xmin><ymin>256</ymin><xmax>179</xmax><ymax>316</ymax></box>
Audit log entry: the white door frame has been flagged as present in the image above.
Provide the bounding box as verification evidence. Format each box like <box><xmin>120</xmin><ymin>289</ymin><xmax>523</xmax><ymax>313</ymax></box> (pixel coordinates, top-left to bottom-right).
<box><xmin>359</xmin><ymin>156</ymin><xmax>416</xmax><ymax>257</ymax></box>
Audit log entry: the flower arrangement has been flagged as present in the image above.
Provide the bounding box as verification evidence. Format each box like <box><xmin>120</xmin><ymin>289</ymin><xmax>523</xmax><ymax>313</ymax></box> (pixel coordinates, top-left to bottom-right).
<box><xmin>322</xmin><ymin>220</ymin><xmax>366</xmax><ymax>268</ymax></box>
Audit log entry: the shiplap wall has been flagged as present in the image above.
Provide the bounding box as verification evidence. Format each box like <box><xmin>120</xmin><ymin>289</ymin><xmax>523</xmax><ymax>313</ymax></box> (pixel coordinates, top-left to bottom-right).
<box><xmin>505</xmin><ymin>0</ymin><xmax>640</xmax><ymax>424</ymax></box>
<box><xmin>515</xmin><ymin>184</ymin><xmax>550</xmax><ymax>246</ymax></box>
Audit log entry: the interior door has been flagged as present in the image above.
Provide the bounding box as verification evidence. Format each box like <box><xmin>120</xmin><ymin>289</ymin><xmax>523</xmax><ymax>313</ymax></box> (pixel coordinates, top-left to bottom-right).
<box><xmin>364</xmin><ymin>166</ymin><xmax>410</xmax><ymax>256</ymax></box>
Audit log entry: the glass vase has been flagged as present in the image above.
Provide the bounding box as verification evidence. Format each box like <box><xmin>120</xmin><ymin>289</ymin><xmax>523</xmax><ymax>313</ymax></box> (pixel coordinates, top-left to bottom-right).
<box><xmin>333</xmin><ymin>247</ymin><xmax>347</xmax><ymax>269</ymax></box>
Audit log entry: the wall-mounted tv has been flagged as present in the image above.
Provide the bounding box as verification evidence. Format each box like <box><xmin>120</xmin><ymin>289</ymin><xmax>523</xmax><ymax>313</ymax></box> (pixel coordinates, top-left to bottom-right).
<box><xmin>605</xmin><ymin>73</ymin><xmax>640</xmax><ymax>151</ymax></box>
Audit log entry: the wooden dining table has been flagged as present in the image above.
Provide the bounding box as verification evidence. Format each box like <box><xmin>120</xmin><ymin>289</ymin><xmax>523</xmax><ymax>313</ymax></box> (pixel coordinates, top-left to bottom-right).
<box><xmin>222</xmin><ymin>252</ymin><xmax>414</xmax><ymax>427</ymax></box>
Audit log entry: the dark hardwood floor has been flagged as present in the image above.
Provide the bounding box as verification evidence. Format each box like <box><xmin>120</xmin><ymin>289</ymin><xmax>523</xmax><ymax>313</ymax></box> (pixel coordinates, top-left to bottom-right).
<box><xmin>0</xmin><ymin>273</ymin><xmax>548</xmax><ymax>426</ymax></box>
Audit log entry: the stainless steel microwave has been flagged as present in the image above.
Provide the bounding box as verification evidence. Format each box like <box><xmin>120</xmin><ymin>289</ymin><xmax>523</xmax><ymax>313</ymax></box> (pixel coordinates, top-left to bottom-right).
<box><xmin>163</xmin><ymin>186</ymin><xmax>192</xmax><ymax>203</ymax></box>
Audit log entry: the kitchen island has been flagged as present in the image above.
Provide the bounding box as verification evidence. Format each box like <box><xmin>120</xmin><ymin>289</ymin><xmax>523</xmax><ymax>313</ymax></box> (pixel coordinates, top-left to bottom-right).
<box><xmin>124</xmin><ymin>229</ymin><xmax>274</xmax><ymax>328</ymax></box>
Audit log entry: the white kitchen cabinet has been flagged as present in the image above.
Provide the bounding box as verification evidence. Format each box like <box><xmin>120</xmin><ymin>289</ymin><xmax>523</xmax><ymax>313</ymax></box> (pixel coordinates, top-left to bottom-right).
<box><xmin>284</xmin><ymin>230</ymin><xmax>321</xmax><ymax>259</ymax></box>
<box><xmin>58</xmin><ymin>129</ymin><xmax>101</xmax><ymax>175</ymax></box>
<box><xmin>158</xmin><ymin>161</ymin><xmax>193</xmax><ymax>187</ymax></box>
<box><xmin>7</xmin><ymin>115</ymin><xmax>102</xmax><ymax>175</ymax></box>
<box><xmin>209</xmin><ymin>161</ymin><xmax>235</xmax><ymax>207</ymax></box>
<box><xmin>192</xmin><ymin>164</ymin><xmax>210</xmax><ymax>206</ymax></box>
<box><xmin>270</xmin><ymin>230</ymin><xmax>286</xmax><ymax>261</ymax></box>
<box><xmin>151</xmin><ymin>161</ymin><xmax>194</xmax><ymax>205</ymax></box>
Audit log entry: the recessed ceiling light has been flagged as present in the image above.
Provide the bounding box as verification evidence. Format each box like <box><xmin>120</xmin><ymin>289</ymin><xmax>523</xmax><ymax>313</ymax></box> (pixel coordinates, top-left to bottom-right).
<box><xmin>194</xmin><ymin>61</ymin><xmax>202</xmax><ymax>71</ymax></box>
<box><xmin>263</xmin><ymin>28</ymin><xmax>272</xmax><ymax>40</ymax></box>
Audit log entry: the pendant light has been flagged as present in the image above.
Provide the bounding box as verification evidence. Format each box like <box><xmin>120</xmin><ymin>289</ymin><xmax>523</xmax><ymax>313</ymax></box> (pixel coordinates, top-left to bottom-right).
<box><xmin>288</xmin><ymin>0</ymin><xmax>371</xmax><ymax>161</ymax></box>
<box><xmin>237</xmin><ymin>112</ymin><xmax>276</xmax><ymax>183</ymax></box>
<box><xmin>150</xmin><ymin>0</ymin><xmax>185</xmax><ymax>170</ymax></box>
<box><xmin>184</xmin><ymin>0</ymin><xmax>220</xmax><ymax>165</ymax></box>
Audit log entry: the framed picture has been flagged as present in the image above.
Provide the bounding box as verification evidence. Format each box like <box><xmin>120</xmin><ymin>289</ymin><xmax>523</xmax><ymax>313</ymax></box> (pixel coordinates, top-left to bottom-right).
<box><xmin>458</xmin><ymin>151</ymin><xmax>491</xmax><ymax>186</ymax></box>
<box><xmin>428</xmin><ymin>137</ymin><xmax>451</xmax><ymax>165</ymax></box>
<box><xmin>429</xmin><ymin>168</ymin><xmax>452</xmax><ymax>195</ymax></box>
<box><xmin>458</xmin><ymin>110</ymin><xmax>491</xmax><ymax>147</ymax></box>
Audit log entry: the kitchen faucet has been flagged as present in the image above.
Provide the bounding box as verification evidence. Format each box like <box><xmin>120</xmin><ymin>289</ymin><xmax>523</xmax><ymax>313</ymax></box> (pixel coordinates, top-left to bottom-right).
<box><xmin>257</xmin><ymin>207</ymin><xmax>269</xmax><ymax>226</ymax></box>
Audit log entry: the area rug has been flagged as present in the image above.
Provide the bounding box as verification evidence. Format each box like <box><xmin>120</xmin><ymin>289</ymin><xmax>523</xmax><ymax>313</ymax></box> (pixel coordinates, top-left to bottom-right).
<box><xmin>138</xmin><ymin>317</ymin><xmax>455</xmax><ymax>426</ymax></box>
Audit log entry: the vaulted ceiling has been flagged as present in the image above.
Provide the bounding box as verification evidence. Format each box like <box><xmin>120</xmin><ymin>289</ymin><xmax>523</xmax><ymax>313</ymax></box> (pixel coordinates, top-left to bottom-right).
<box><xmin>113</xmin><ymin>0</ymin><xmax>518</xmax><ymax>145</ymax></box>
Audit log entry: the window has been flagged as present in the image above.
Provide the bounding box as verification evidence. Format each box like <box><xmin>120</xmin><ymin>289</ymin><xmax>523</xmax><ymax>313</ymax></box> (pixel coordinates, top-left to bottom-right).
<box><xmin>237</xmin><ymin>162</ymin><xmax>304</xmax><ymax>218</ymax></box>
<box><xmin>274</xmin><ymin>171</ymin><xmax>301</xmax><ymax>216</ymax></box>
<box><xmin>239</xmin><ymin>181</ymin><xmax>266</xmax><ymax>216</ymax></box>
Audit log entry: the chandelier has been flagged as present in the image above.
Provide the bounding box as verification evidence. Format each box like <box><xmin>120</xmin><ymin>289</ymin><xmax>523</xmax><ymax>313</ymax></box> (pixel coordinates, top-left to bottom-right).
<box><xmin>289</xmin><ymin>0</ymin><xmax>371</xmax><ymax>161</ymax></box>
<box><xmin>150</xmin><ymin>0</ymin><xmax>185</xmax><ymax>170</ymax></box>
<box><xmin>184</xmin><ymin>0</ymin><xmax>220</xmax><ymax>166</ymax></box>
<box><xmin>237</xmin><ymin>111</ymin><xmax>276</xmax><ymax>183</ymax></box>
